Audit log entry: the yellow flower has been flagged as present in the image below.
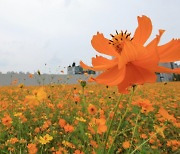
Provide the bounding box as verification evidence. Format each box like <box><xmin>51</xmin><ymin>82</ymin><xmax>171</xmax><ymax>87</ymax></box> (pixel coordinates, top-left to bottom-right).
<box><xmin>154</xmin><ymin>125</ymin><xmax>166</xmax><ymax>138</ymax></box>
<box><xmin>75</xmin><ymin>117</ymin><xmax>86</xmax><ymax>122</ymax></box>
<box><xmin>62</xmin><ymin>140</ymin><xmax>75</xmax><ymax>149</ymax></box>
<box><xmin>14</xmin><ymin>112</ymin><xmax>22</xmax><ymax>117</ymax></box>
<box><xmin>33</xmin><ymin>88</ymin><xmax>47</xmax><ymax>101</ymax></box>
<box><xmin>39</xmin><ymin>134</ymin><xmax>53</xmax><ymax>145</ymax></box>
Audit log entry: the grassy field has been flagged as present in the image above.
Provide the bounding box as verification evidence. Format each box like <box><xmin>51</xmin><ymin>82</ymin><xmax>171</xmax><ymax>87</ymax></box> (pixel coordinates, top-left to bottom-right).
<box><xmin>0</xmin><ymin>82</ymin><xmax>179</xmax><ymax>154</ymax></box>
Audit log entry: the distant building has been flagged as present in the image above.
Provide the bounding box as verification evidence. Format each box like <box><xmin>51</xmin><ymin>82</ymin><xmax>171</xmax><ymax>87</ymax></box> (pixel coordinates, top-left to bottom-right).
<box><xmin>67</xmin><ymin>65</ymin><xmax>83</xmax><ymax>75</ymax></box>
<box><xmin>157</xmin><ymin>62</ymin><xmax>177</xmax><ymax>82</ymax></box>
<box><xmin>83</xmin><ymin>69</ymin><xmax>96</xmax><ymax>75</ymax></box>
<box><xmin>67</xmin><ymin>62</ymin><xmax>95</xmax><ymax>75</ymax></box>
<box><xmin>173</xmin><ymin>62</ymin><xmax>180</xmax><ymax>68</ymax></box>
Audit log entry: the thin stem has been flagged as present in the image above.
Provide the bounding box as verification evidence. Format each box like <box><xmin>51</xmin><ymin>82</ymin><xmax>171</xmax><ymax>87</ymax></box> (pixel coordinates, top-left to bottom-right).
<box><xmin>80</xmin><ymin>86</ymin><xmax>85</xmax><ymax>112</ymax></box>
<box><xmin>116</xmin><ymin>127</ymin><xmax>133</xmax><ymax>136</ymax></box>
<box><xmin>130</xmin><ymin>134</ymin><xmax>156</xmax><ymax>154</ymax></box>
<box><xmin>128</xmin><ymin>112</ymin><xmax>141</xmax><ymax>153</ymax></box>
<box><xmin>103</xmin><ymin>94</ymin><xmax>123</xmax><ymax>154</ymax></box>
<box><xmin>130</xmin><ymin>124</ymin><xmax>167</xmax><ymax>154</ymax></box>
<box><xmin>41</xmin><ymin>145</ymin><xmax>44</xmax><ymax>154</ymax></box>
<box><xmin>108</xmin><ymin>89</ymin><xmax>134</xmax><ymax>153</ymax></box>
<box><xmin>20</xmin><ymin>147</ymin><xmax>22</xmax><ymax>154</ymax></box>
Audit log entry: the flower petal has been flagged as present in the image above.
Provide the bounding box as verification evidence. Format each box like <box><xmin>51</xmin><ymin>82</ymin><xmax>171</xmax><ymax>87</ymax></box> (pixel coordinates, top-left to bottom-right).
<box><xmin>119</xmin><ymin>41</ymin><xmax>147</xmax><ymax>69</ymax></box>
<box><xmin>92</xmin><ymin>56</ymin><xmax>117</xmax><ymax>67</ymax></box>
<box><xmin>146</xmin><ymin>29</ymin><xmax>165</xmax><ymax>51</ymax></box>
<box><xmin>123</xmin><ymin>41</ymin><xmax>146</xmax><ymax>61</ymax></box>
<box><xmin>117</xmin><ymin>63</ymin><xmax>157</xmax><ymax>93</ymax></box>
<box><xmin>93</xmin><ymin>65</ymin><xmax>126</xmax><ymax>86</ymax></box>
<box><xmin>133</xmin><ymin>30</ymin><xmax>165</xmax><ymax>69</ymax></box>
<box><xmin>91</xmin><ymin>32</ymin><xmax>119</xmax><ymax>57</ymax></box>
<box><xmin>133</xmin><ymin>15</ymin><xmax>152</xmax><ymax>45</ymax></box>
<box><xmin>80</xmin><ymin>60</ymin><xmax>117</xmax><ymax>71</ymax></box>
<box><xmin>153</xmin><ymin>66</ymin><xmax>180</xmax><ymax>74</ymax></box>
<box><xmin>157</xmin><ymin>39</ymin><xmax>180</xmax><ymax>62</ymax></box>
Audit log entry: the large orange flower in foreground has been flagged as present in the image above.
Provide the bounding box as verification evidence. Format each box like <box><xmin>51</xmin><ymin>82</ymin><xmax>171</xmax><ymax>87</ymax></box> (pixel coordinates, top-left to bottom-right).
<box><xmin>80</xmin><ymin>15</ymin><xmax>180</xmax><ymax>93</ymax></box>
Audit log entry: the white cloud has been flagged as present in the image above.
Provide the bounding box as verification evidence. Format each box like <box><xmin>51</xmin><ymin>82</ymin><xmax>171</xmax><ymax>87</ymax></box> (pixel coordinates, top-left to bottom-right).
<box><xmin>0</xmin><ymin>0</ymin><xmax>179</xmax><ymax>73</ymax></box>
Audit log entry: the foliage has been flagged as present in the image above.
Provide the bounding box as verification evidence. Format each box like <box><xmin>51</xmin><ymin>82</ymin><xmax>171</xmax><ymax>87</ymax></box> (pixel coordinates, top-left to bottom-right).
<box><xmin>0</xmin><ymin>82</ymin><xmax>180</xmax><ymax>153</ymax></box>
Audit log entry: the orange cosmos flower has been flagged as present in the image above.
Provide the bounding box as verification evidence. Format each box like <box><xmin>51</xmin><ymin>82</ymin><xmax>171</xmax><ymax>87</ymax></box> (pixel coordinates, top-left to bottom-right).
<box><xmin>57</xmin><ymin>103</ymin><xmax>63</xmax><ymax>109</ymax></box>
<box><xmin>34</xmin><ymin>127</ymin><xmax>40</xmax><ymax>133</ymax></box>
<box><xmin>88</xmin><ymin>104</ymin><xmax>97</xmax><ymax>115</ymax></box>
<box><xmin>132</xmin><ymin>99</ymin><xmax>154</xmax><ymax>114</ymax></box>
<box><xmin>8</xmin><ymin>137</ymin><xmax>19</xmax><ymax>144</ymax></box>
<box><xmin>27</xmin><ymin>143</ymin><xmax>38</xmax><ymax>154</ymax></box>
<box><xmin>95</xmin><ymin>118</ymin><xmax>107</xmax><ymax>134</ymax></box>
<box><xmin>140</xmin><ymin>133</ymin><xmax>148</xmax><ymax>139</ymax></box>
<box><xmin>158</xmin><ymin>107</ymin><xmax>176</xmax><ymax>122</ymax></box>
<box><xmin>122</xmin><ymin>141</ymin><xmax>130</xmax><ymax>149</ymax></box>
<box><xmin>59</xmin><ymin>119</ymin><xmax>66</xmax><ymax>128</ymax></box>
<box><xmin>80</xmin><ymin>15</ymin><xmax>180</xmax><ymax>93</ymax></box>
<box><xmin>41</xmin><ymin>120</ymin><xmax>51</xmax><ymax>131</ymax></box>
<box><xmin>97</xmin><ymin>124</ymin><xmax>107</xmax><ymax>134</ymax></box>
<box><xmin>64</xmin><ymin>124</ymin><xmax>74</xmax><ymax>133</ymax></box>
<box><xmin>73</xmin><ymin>95</ymin><xmax>80</xmax><ymax>103</ymax></box>
<box><xmin>2</xmin><ymin>114</ymin><xmax>12</xmax><ymax>127</ymax></box>
<box><xmin>73</xmin><ymin>150</ymin><xmax>84</xmax><ymax>154</ymax></box>
<box><xmin>90</xmin><ymin>140</ymin><xmax>98</xmax><ymax>148</ymax></box>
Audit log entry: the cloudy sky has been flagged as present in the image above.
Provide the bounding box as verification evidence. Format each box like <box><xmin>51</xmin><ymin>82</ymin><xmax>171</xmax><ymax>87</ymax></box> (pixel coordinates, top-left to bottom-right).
<box><xmin>0</xmin><ymin>0</ymin><xmax>180</xmax><ymax>74</ymax></box>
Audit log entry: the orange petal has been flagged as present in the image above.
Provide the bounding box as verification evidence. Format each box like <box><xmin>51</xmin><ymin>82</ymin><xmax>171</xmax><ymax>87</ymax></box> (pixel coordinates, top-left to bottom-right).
<box><xmin>147</xmin><ymin>29</ymin><xmax>165</xmax><ymax>48</ymax></box>
<box><xmin>93</xmin><ymin>65</ymin><xmax>126</xmax><ymax>86</ymax></box>
<box><xmin>117</xmin><ymin>63</ymin><xmax>157</xmax><ymax>93</ymax></box>
<box><xmin>92</xmin><ymin>56</ymin><xmax>118</xmax><ymax>67</ymax></box>
<box><xmin>80</xmin><ymin>61</ymin><xmax>116</xmax><ymax>71</ymax></box>
<box><xmin>153</xmin><ymin>66</ymin><xmax>180</xmax><ymax>74</ymax></box>
<box><xmin>119</xmin><ymin>41</ymin><xmax>147</xmax><ymax>69</ymax></box>
<box><xmin>133</xmin><ymin>15</ymin><xmax>152</xmax><ymax>45</ymax></box>
<box><xmin>91</xmin><ymin>32</ymin><xmax>119</xmax><ymax>57</ymax></box>
<box><xmin>133</xmin><ymin>30</ymin><xmax>165</xmax><ymax>69</ymax></box>
<box><xmin>157</xmin><ymin>39</ymin><xmax>180</xmax><ymax>62</ymax></box>
<box><xmin>122</xmin><ymin>41</ymin><xmax>146</xmax><ymax>62</ymax></box>
<box><xmin>88</xmin><ymin>77</ymin><xmax>95</xmax><ymax>82</ymax></box>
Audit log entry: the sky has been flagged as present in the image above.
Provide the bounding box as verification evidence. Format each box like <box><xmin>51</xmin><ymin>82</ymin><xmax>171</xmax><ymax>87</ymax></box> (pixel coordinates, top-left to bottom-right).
<box><xmin>0</xmin><ymin>0</ymin><xmax>180</xmax><ymax>74</ymax></box>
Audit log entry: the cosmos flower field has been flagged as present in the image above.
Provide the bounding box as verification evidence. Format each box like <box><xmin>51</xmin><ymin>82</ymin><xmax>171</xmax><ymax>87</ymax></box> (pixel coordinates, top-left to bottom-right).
<box><xmin>0</xmin><ymin>81</ymin><xmax>179</xmax><ymax>153</ymax></box>
<box><xmin>0</xmin><ymin>13</ymin><xmax>179</xmax><ymax>154</ymax></box>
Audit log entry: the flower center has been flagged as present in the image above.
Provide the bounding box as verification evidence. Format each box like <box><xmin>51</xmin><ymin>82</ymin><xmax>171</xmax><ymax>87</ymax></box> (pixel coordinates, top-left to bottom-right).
<box><xmin>91</xmin><ymin>108</ymin><xmax>94</xmax><ymax>112</ymax></box>
<box><xmin>109</xmin><ymin>30</ymin><xmax>133</xmax><ymax>54</ymax></box>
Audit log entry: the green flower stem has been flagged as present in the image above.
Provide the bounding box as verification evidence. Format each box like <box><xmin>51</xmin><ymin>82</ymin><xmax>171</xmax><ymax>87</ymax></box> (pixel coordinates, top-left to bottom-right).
<box><xmin>41</xmin><ymin>145</ymin><xmax>44</xmax><ymax>154</ymax></box>
<box><xmin>130</xmin><ymin>133</ymin><xmax>156</xmax><ymax>154</ymax></box>
<box><xmin>81</xmin><ymin>87</ymin><xmax>86</xmax><ymax>112</ymax></box>
<box><xmin>130</xmin><ymin>123</ymin><xmax>167</xmax><ymax>154</ymax></box>
<box><xmin>128</xmin><ymin>112</ymin><xmax>141</xmax><ymax>153</ymax></box>
<box><xmin>20</xmin><ymin>147</ymin><xmax>22</xmax><ymax>154</ymax></box>
<box><xmin>107</xmin><ymin>89</ymin><xmax>134</xmax><ymax>153</ymax></box>
<box><xmin>96</xmin><ymin>131</ymin><xmax>100</xmax><ymax>147</ymax></box>
<box><xmin>116</xmin><ymin>127</ymin><xmax>133</xmax><ymax>136</ymax></box>
<box><xmin>103</xmin><ymin>94</ymin><xmax>123</xmax><ymax>154</ymax></box>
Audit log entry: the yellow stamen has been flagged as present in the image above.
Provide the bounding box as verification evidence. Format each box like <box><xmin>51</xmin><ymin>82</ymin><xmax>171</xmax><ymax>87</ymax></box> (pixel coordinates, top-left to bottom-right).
<box><xmin>109</xmin><ymin>30</ymin><xmax>133</xmax><ymax>54</ymax></box>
